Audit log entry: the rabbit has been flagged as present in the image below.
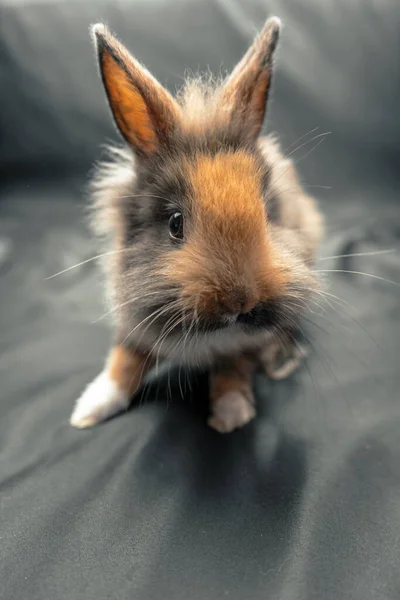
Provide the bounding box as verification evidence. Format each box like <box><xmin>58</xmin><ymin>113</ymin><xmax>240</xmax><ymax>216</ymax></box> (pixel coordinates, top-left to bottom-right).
<box><xmin>70</xmin><ymin>17</ymin><xmax>323</xmax><ymax>433</ymax></box>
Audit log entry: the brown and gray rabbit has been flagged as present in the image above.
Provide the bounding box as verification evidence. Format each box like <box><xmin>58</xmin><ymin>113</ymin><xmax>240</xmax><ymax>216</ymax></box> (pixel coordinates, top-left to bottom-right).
<box><xmin>70</xmin><ymin>17</ymin><xmax>323</xmax><ymax>433</ymax></box>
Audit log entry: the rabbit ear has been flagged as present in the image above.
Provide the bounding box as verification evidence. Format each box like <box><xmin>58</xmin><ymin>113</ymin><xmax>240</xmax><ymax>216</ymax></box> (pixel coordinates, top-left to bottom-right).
<box><xmin>221</xmin><ymin>17</ymin><xmax>281</xmax><ymax>141</ymax></box>
<box><xmin>92</xmin><ymin>24</ymin><xmax>181</xmax><ymax>157</ymax></box>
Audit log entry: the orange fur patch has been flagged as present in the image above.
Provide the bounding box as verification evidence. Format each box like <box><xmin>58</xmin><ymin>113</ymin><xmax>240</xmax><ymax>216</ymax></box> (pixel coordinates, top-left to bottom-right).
<box><xmin>102</xmin><ymin>51</ymin><xmax>158</xmax><ymax>154</ymax></box>
<box><xmin>210</xmin><ymin>354</ymin><xmax>256</xmax><ymax>400</ymax></box>
<box><xmin>108</xmin><ymin>345</ymin><xmax>151</xmax><ymax>395</ymax></box>
<box><xmin>161</xmin><ymin>151</ymin><xmax>290</xmax><ymax>316</ymax></box>
<box><xmin>188</xmin><ymin>151</ymin><xmax>264</xmax><ymax>234</ymax></box>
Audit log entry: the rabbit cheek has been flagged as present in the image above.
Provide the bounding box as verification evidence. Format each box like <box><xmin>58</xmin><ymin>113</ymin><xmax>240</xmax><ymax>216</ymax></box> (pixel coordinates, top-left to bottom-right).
<box><xmin>158</xmin><ymin>242</ymin><xmax>212</xmax><ymax>314</ymax></box>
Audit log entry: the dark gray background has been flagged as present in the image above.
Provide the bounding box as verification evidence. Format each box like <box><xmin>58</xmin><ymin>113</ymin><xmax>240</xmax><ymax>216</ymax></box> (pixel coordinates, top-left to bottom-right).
<box><xmin>1</xmin><ymin>1</ymin><xmax>399</xmax><ymax>599</ymax></box>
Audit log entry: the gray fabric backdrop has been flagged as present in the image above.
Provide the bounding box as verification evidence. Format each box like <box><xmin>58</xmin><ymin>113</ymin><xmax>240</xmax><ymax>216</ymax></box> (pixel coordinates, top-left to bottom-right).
<box><xmin>1</xmin><ymin>1</ymin><xmax>399</xmax><ymax>599</ymax></box>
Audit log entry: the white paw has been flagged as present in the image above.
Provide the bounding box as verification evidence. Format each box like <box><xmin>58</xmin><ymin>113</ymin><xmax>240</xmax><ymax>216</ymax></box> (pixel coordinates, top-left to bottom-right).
<box><xmin>70</xmin><ymin>370</ymin><xmax>130</xmax><ymax>429</ymax></box>
<box><xmin>208</xmin><ymin>391</ymin><xmax>256</xmax><ymax>434</ymax></box>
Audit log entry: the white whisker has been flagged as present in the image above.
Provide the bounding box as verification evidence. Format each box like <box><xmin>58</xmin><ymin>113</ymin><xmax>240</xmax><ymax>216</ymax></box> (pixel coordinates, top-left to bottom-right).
<box><xmin>116</xmin><ymin>193</ymin><xmax>171</xmax><ymax>202</ymax></box>
<box><xmin>91</xmin><ymin>290</ymin><xmax>162</xmax><ymax>324</ymax></box>
<box><xmin>316</xmin><ymin>269</ymin><xmax>400</xmax><ymax>286</ymax></box>
<box><xmin>316</xmin><ymin>249</ymin><xmax>396</xmax><ymax>262</ymax></box>
<box><xmin>286</xmin><ymin>131</ymin><xmax>331</xmax><ymax>160</ymax></box>
<box><xmin>283</xmin><ymin>126</ymin><xmax>320</xmax><ymax>154</ymax></box>
<box><xmin>121</xmin><ymin>302</ymin><xmax>177</xmax><ymax>346</ymax></box>
<box><xmin>45</xmin><ymin>248</ymin><xmax>130</xmax><ymax>280</ymax></box>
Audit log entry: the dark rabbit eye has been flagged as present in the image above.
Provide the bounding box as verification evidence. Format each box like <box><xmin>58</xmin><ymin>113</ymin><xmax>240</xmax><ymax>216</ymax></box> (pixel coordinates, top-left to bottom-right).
<box><xmin>169</xmin><ymin>212</ymin><xmax>184</xmax><ymax>240</ymax></box>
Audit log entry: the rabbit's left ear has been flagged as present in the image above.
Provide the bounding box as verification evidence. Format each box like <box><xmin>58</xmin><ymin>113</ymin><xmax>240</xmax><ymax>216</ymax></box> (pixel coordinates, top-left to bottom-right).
<box><xmin>222</xmin><ymin>17</ymin><xmax>281</xmax><ymax>141</ymax></box>
<box><xmin>92</xmin><ymin>24</ymin><xmax>181</xmax><ymax>158</ymax></box>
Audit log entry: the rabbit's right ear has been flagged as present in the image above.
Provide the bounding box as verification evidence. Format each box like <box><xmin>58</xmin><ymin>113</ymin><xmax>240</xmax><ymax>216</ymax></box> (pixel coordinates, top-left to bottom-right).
<box><xmin>92</xmin><ymin>24</ymin><xmax>181</xmax><ymax>158</ymax></box>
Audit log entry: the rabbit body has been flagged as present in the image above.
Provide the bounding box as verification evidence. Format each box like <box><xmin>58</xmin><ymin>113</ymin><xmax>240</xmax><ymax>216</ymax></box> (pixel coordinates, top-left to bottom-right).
<box><xmin>70</xmin><ymin>18</ymin><xmax>323</xmax><ymax>432</ymax></box>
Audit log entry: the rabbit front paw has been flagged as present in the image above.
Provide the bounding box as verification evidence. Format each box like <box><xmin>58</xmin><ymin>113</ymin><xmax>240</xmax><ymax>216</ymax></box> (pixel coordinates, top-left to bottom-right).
<box><xmin>70</xmin><ymin>371</ymin><xmax>130</xmax><ymax>429</ymax></box>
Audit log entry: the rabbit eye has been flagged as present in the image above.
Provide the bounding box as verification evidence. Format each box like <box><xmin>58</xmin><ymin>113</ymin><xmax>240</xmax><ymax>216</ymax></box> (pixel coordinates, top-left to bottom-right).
<box><xmin>169</xmin><ymin>212</ymin><xmax>184</xmax><ymax>240</ymax></box>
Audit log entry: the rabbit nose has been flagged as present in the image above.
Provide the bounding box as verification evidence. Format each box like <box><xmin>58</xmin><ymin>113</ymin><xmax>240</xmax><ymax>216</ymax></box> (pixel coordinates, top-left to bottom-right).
<box><xmin>219</xmin><ymin>289</ymin><xmax>258</xmax><ymax>316</ymax></box>
<box><xmin>241</xmin><ymin>295</ymin><xmax>258</xmax><ymax>314</ymax></box>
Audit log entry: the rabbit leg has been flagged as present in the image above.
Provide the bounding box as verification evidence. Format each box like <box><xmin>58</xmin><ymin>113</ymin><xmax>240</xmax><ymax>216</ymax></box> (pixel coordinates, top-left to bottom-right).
<box><xmin>70</xmin><ymin>345</ymin><xmax>153</xmax><ymax>428</ymax></box>
<box><xmin>208</xmin><ymin>355</ymin><xmax>256</xmax><ymax>433</ymax></box>
<box><xmin>260</xmin><ymin>335</ymin><xmax>307</xmax><ymax>380</ymax></box>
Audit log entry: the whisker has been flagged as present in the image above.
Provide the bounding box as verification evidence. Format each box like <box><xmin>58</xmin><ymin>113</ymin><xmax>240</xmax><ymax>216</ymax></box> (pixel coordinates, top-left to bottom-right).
<box><xmin>316</xmin><ymin>269</ymin><xmax>400</xmax><ymax>286</ymax></box>
<box><xmin>262</xmin><ymin>127</ymin><xmax>325</xmax><ymax>187</ymax></box>
<box><xmin>267</xmin><ymin>132</ymin><xmax>331</xmax><ymax>196</ymax></box>
<box><xmin>167</xmin><ymin>362</ymin><xmax>172</xmax><ymax>409</ymax></box>
<box><xmin>149</xmin><ymin>302</ymin><xmax>187</xmax><ymax>371</ymax></box>
<box><xmin>316</xmin><ymin>249</ymin><xmax>396</xmax><ymax>262</ymax></box>
<box><xmin>309</xmin><ymin>291</ymin><xmax>381</xmax><ymax>350</ymax></box>
<box><xmin>116</xmin><ymin>193</ymin><xmax>172</xmax><ymax>202</ymax></box>
<box><xmin>127</xmin><ymin>351</ymin><xmax>154</xmax><ymax>411</ymax></box>
<box><xmin>297</xmin><ymin>136</ymin><xmax>329</xmax><ymax>164</ymax></box>
<box><xmin>121</xmin><ymin>301</ymin><xmax>179</xmax><ymax>346</ymax></box>
<box><xmin>45</xmin><ymin>248</ymin><xmax>130</xmax><ymax>280</ymax></box>
<box><xmin>266</xmin><ymin>184</ymin><xmax>332</xmax><ymax>201</ymax></box>
<box><xmin>314</xmin><ymin>289</ymin><xmax>355</xmax><ymax>312</ymax></box>
<box><xmin>283</xmin><ymin>126</ymin><xmax>320</xmax><ymax>154</ymax></box>
<box><xmin>91</xmin><ymin>291</ymin><xmax>162</xmax><ymax>324</ymax></box>
<box><xmin>152</xmin><ymin>311</ymin><xmax>188</xmax><ymax>400</ymax></box>
<box><xmin>178</xmin><ymin>353</ymin><xmax>184</xmax><ymax>400</ymax></box>
<box><xmin>152</xmin><ymin>312</ymin><xmax>182</xmax><ymax>364</ymax></box>
<box><xmin>153</xmin><ymin>316</ymin><xmax>176</xmax><ymax>378</ymax></box>
<box><xmin>181</xmin><ymin>309</ymin><xmax>194</xmax><ymax>396</ymax></box>
<box><xmin>134</xmin><ymin>300</ymin><xmax>183</xmax><ymax>348</ymax></box>
<box><xmin>302</xmin><ymin>185</ymin><xmax>332</xmax><ymax>190</ymax></box>
<box><xmin>286</xmin><ymin>131</ymin><xmax>331</xmax><ymax>160</ymax></box>
<box><xmin>304</xmin><ymin>307</ymin><xmax>350</xmax><ymax>332</ymax></box>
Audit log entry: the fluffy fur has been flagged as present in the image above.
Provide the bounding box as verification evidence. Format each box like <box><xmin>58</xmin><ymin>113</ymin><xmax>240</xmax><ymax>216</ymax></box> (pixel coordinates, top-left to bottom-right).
<box><xmin>71</xmin><ymin>18</ymin><xmax>323</xmax><ymax>432</ymax></box>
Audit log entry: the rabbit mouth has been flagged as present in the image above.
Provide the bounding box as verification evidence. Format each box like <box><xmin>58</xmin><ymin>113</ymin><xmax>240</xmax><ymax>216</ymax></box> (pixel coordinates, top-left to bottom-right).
<box><xmin>193</xmin><ymin>301</ymin><xmax>284</xmax><ymax>334</ymax></box>
<box><xmin>237</xmin><ymin>301</ymin><xmax>279</xmax><ymax>328</ymax></box>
